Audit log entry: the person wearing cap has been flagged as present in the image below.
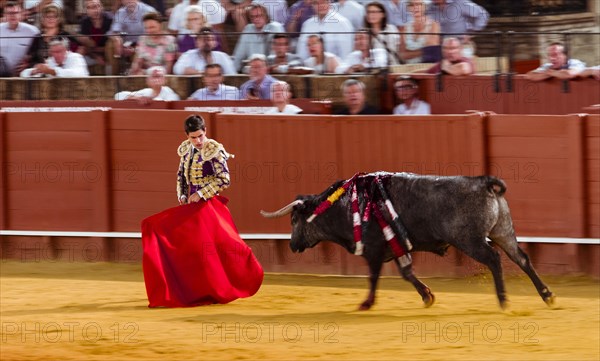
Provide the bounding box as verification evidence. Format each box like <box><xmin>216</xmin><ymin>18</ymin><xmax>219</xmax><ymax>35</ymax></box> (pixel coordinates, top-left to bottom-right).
<box><xmin>393</xmin><ymin>76</ymin><xmax>431</xmax><ymax>115</ymax></box>
<box><xmin>115</xmin><ymin>65</ymin><xmax>181</xmax><ymax>103</ymax></box>
<box><xmin>19</xmin><ymin>36</ymin><xmax>89</xmax><ymax>77</ymax></box>
<box><xmin>239</xmin><ymin>54</ymin><xmax>279</xmax><ymax>100</ymax></box>
<box><xmin>265</xmin><ymin>81</ymin><xmax>303</xmax><ymax>114</ymax></box>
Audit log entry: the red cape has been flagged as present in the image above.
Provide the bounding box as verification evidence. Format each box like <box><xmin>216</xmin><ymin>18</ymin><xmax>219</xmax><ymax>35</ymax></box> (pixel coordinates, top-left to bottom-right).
<box><xmin>141</xmin><ymin>196</ymin><xmax>264</xmax><ymax>307</ymax></box>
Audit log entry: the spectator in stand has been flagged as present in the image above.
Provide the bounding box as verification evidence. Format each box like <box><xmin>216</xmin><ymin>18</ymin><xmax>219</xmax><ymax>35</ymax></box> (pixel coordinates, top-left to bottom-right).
<box><xmin>129</xmin><ymin>12</ymin><xmax>177</xmax><ymax>75</ymax></box>
<box><xmin>336</xmin><ymin>79</ymin><xmax>378</xmax><ymax>114</ymax></box>
<box><xmin>106</xmin><ymin>0</ymin><xmax>157</xmax><ymax>75</ymax></box>
<box><xmin>78</xmin><ymin>0</ymin><xmax>113</xmax><ymax>74</ymax></box>
<box><xmin>176</xmin><ymin>6</ymin><xmax>221</xmax><ymax>54</ymax></box>
<box><xmin>333</xmin><ymin>0</ymin><xmax>365</xmax><ymax>31</ymax></box>
<box><xmin>267</xmin><ymin>33</ymin><xmax>302</xmax><ymax>74</ymax></box>
<box><xmin>232</xmin><ymin>3</ymin><xmax>284</xmax><ymax>73</ymax></box>
<box><xmin>20</xmin><ymin>36</ymin><xmax>89</xmax><ymax>77</ymax></box>
<box><xmin>0</xmin><ymin>1</ymin><xmax>40</xmax><ymax>76</ymax></box>
<box><xmin>221</xmin><ymin>0</ymin><xmax>251</xmax><ymax>33</ymax></box>
<box><xmin>296</xmin><ymin>0</ymin><xmax>354</xmax><ymax>61</ymax></box>
<box><xmin>115</xmin><ymin>65</ymin><xmax>180</xmax><ymax>102</ymax></box>
<box><xmin>173</xmin><ymin>27</ymin><xmax>236</xmax><ymax>75</ymax></box>
<box><xmin>265</xmin><ymin>81</ymin><xmax>303</xmax><ymax>114</ymax></box>
<box><xmin>382</xmin><ymin>0</ymin><xmax>410</xmax><ymax>30</ymax></box>
<box><xmin>27</xmin><ymin>5</ymin><xmax>80</xmax><ymax>67</ymax></box>
<box><xmin>253</xmin><ymin>0</ymin><xmax>288</xmax><ymax>25</ymax></box>
<box><xmin>427</xmin><ymin>0</ymin><xmax>488</xmax><ymax>35</ymax></box>
<box><xmin>393</xmin><ymin>75</ymin><xmax>431</xmax><ymax>115</ymax></box>
<box><xmin>188</xmin><ymin>63</ymin><xmax>240</xmax><ymax>100</ymax></box>
<box><xmin>400</xmin><ymin>0</ymin><xmax>441</xmax><ymax>64</ymax></box>
<box><xmin>23</xmin><ymin>0</ymin><xmax>64</xmax><ymax>25</ymax></box>
<box><xmin>426</xmin><ymin>0</ymin><xmax>489</xmax><ymax>58</ymax></box>
<box><xmin>285</xmin><ymin>0</ymin><xmax>314</xmax><ymax>51</ymax></box>
<box><xmin>239</xmin><ymin>54</ymin><xmax>279</xmax><ymax>100</ymax></box>
<box><xmin>525</xmin><ymin>42</ymin><xmax>586</xmax><ymax>82</ymax></box>
<box><xmin>302</xmin><ymin>34</ymin><xmax>341</xmax><ymax>74</ymax></box>
<box><xmin>422</xmin><ymin>37</ymin><xmax>473</xmax><ymax>75</ymax></box>
<box><xmin>364</xmin><ymin>1</ymin><xmax>400</xmax><ymax>65</ymax></box>
<box><xmin>167</xmin><ymin>0</ymin><xmax>227</xmax><ymax>40</ymax></box>
<box><xmin>337</xmin><ymin>28</ymin><xmax>388</xmax><ymax>74</ymax></box>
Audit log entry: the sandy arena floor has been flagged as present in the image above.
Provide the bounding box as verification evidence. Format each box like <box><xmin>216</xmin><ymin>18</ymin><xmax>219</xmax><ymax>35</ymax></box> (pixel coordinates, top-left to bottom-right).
<box><xmin>0</xmin><ymin>261</ymin><xmax>598</xmax><ymax>361</ymax></box>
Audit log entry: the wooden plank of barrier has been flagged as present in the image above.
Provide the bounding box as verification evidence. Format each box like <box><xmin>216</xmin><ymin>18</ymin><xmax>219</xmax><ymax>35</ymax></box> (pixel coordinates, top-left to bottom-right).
<box><xmin>585</xmin><ymin>114</ymin><xmax>600</xmax><ymax>238</ymax></box>
<box><xmin>170</xmin><ymin>99</ymin><xmax>332</xmax><ymax>114</ymax></box>
<box><xmin>565</xmin><ymin>114</ymin><xmax>586</xmax><ymax>237</ymax></box>
<box><xmin>487</xmin><ymin>114</ymin><xmax>587</xmax><ymax>237</ymax></box>
<box><xmin>3</xmin><ymin>111</ymin><xmax>98</xmax><ymax>230</ymax></box>
<box><xmin>90</xmin><ymin>111</ymin><xmax>112</xmax><ymax>232</ymax></box>
<box><xmin>0</xmin><ymin>100</ymin><xmax>170</xmax><ymax>110</ymax></box>
<box><xmin>0</xmin><ymin>112</ymin><xmax>5</xmax><ymax>229</ymax></box>
<box><xmin>334</xmin><ymin>114</ymin><xmax>486</xmax><ymax>177</ymax></box>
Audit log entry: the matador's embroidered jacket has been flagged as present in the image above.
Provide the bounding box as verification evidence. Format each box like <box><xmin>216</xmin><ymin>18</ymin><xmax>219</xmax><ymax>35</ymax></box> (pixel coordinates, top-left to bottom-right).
<box><xmin>176</xmin><ymin>138</ymin><xmax>231</xmax><ymax>201</ymax></box>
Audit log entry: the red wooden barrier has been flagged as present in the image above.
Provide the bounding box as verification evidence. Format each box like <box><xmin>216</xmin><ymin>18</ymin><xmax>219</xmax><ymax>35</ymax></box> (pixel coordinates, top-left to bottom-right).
<box><xmin>1</xmin><ymin>110</ymin><xmax>599</xmax><ymax>276</ymax></box>
<box><xmin>486</xmin><ymin>114</ymin><xmax>586</xmax><ymax>237</ymax></box>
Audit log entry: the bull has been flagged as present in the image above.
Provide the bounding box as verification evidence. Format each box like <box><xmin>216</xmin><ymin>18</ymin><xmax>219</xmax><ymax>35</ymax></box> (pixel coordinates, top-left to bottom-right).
<box><xmin>261</xmin><ymin>172</ymin><xmax>555</xmax><ymax>310</ymax></box>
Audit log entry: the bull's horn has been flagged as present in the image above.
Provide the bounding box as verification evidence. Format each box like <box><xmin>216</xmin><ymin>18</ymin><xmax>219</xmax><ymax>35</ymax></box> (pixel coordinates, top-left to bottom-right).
<box><xmin>260</xmin><ymin>200</ymin><xmax>304</xmax><ymax>218</ymax></box>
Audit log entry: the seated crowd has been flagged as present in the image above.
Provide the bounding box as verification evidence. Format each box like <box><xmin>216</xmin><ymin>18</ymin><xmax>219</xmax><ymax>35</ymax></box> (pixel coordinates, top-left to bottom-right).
<box><xmin>0</xmin><ymin>0</ymin><xmax>598</xmax><ymax>112</ymax></box>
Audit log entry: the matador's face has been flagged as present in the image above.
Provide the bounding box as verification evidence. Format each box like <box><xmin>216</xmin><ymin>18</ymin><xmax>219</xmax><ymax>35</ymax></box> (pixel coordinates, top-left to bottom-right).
<box><xmin>187</xmin><ymin>129</ymin><xmax>207</xmax><ymax>149</ymax></box>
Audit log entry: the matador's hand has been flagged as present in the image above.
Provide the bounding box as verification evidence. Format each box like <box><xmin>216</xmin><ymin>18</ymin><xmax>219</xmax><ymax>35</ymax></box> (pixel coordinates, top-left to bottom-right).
<box><xmin>188</xmin><ymin>193</ymin><xmax>203</xmax><ymax>203</ymax></box>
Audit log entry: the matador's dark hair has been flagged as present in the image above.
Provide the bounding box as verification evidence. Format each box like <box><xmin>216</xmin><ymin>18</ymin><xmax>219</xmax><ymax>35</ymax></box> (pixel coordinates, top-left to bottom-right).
<box><xmin>184</xmin><ymin>114</ymin><xmax>206</xmax><ymax>134</ymax></box>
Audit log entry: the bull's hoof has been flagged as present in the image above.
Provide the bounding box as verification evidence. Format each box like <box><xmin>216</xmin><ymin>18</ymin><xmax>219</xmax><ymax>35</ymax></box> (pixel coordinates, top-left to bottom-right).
<box><xmin>543</xmin><ymin>293</ymin><xmax>556</xmax><ymax>307</ymax></box>
<box><xmin>358</xmin><ymin>301</ymin><xmax>373</xmax><ymax>311</ymax></box>
<box><xmin>422</xmin><ymin>292</ymin><xmax>435</xmax><ymax>308</ymax></box>
<box><xmin>499</xmin><ymin>299</ymin><xmax>510</xmax><ymax>311</ymax></box>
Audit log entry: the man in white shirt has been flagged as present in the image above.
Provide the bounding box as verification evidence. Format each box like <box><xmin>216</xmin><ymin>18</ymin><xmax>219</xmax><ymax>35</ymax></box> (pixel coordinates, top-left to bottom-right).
<box><xmin>393</xmin><ymin>75</ymin><xmax>431</xmax><ymax>115</ymax></box>
<box><xmin>115</xmin><ymin>66</ymin><xmax>180</xmax><ymax>102</ymax></box>
<box><xmin>167</xmin><ymin>0</ymin><xmax>227</xmax><ymax>34</ymax></box>
<box><xmin>525</xmin><ymin>42</ymin><xmax>586</xmax><ymax>82</ymax></box>
<box><xmin>173</xmin><ymin>27</ymin><xmax>236</xmax><ymax>75</ymax></box>
<box><xmin>0</xmin><ymin>1</ymin><xmax>40</xmax><ymax>76</ymax></box>
<box><xmin>266</xmin><ymin>81</ymin><xmax>303</xmax><ymax>114</ymax></box>
<box><xmin>188</xmin><ymin>63</ymin><xmax>240</xmax><ymax>100</ymax></box>
<box><xmin>296</xmin><ymin>0</ymin><xmax>354</xmax><ymax>61</ymax></box>
<box><xmin>333</xmin><ymin>0</ymin><xmax>365</xmax><ymax>31</ymax></box>
<box><xmin>20</xmin><ymin>36</ymin><xmax>89</xmax><ymax>77</ymax></box>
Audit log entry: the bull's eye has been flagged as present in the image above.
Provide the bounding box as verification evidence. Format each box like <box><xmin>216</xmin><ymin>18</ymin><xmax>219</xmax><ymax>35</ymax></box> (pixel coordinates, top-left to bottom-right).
<box><xmin>291</xmin><ymin>213</ymin><xmax>298</xmax><ymax>225</ymax></box>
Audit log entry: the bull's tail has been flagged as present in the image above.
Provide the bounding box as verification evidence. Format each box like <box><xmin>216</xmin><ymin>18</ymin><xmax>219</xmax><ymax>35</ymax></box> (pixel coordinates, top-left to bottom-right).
<box><xmin>486</xmin><ymin>176</ymin><xmax>507</xmax><ymax>196</ymax></box>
